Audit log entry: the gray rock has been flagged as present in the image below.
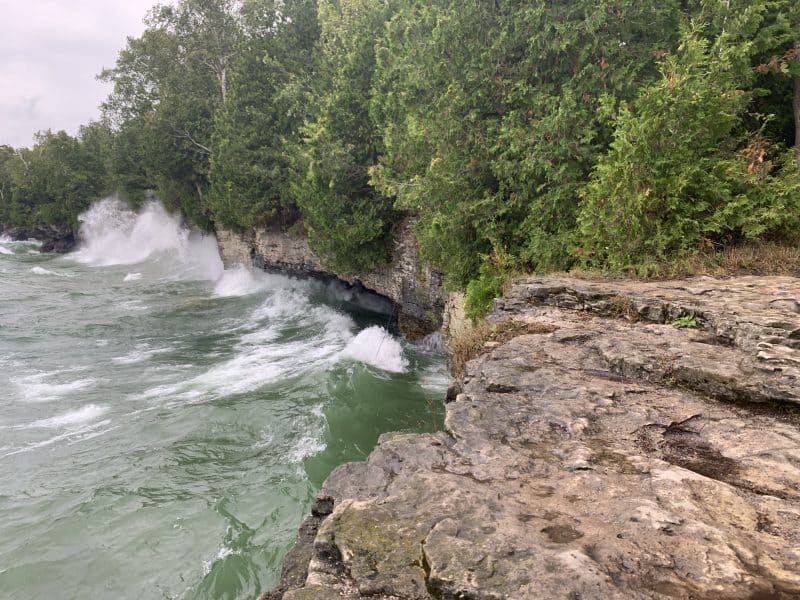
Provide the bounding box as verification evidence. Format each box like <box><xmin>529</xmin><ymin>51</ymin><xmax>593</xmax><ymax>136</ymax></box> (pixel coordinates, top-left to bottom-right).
<box><xmin>216</xmin><ymin>222</ymin><xmax>445</xmax><ymax>338</ymax></box>
<box><xmin>1</xmin><ymin>223</ymin><xmax>76</xmax><ymax>253</ymax></box>
<box><xmin>265</xmin><ymin>276</ymin><xmax>800</xmax><ymax>600</ymax></box>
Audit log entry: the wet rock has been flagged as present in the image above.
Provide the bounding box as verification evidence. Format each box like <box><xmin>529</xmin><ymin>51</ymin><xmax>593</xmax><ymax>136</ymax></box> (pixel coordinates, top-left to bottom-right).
<box><xmin>2</xmin><ymin>224</ymin><xmax>76</xmax><ymax>253</ymax></box>
<box><xmin>266</xmin><ymin>276</ymin><xmax>800</xmax><ymax>600</ymax></box>
<box><xmin>216</xmin><ymin>222</ymin><xmax>445</xmax><ymax>339</ymax></box>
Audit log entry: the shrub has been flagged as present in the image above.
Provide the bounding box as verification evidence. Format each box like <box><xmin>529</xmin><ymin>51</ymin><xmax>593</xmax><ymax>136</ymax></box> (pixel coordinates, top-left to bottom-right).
<box><xmin>577</xmin><ymin>33</ymin><xmax>747</xmax><ymax>272</ymax></box>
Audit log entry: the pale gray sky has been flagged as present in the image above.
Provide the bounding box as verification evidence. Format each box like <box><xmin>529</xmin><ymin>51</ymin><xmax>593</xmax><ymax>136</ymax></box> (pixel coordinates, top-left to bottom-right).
<box><xmin>0</xmin><ymin>1</ymin><xmax>157</xmax><ymax>148</ymax></box>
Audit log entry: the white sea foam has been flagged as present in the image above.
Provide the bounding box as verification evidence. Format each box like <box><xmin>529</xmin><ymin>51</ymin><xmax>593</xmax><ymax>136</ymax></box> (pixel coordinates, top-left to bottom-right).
<box><xmin>289</xmin><ymin>435</ymin><xmax>326</xmax><ymax>463</ymax></box>
<box><xmin>252</xmin><ymin>429</ymin><xmax>275</xmax><ymax>450</ymax></box>
<box><xmin>213</xmin><ymin>266</ymin><xmax>275</xmax><ymax>297</ymax></box>
<box><xmin>418</xmin><ymin>364</ymin><xmax>452</xmax><ymax>392</ymax></box>
<box><xmin>247</xmin><ymin>286</ymin><xmax>317</xmax><ymax>322</ymax></box>
<box><xmin>0</xmin><ymin>419</ymin><xmax>113</xmax><ymax>459</ymax></box>
<box><xmin>118</xmin><ymin>300</ymin><xmax>148</xmax><ymax>312</ymax></box>
<box><xmin>202</xmin><ymin>546</ymin><xmax>238</xmax><ymax>576</ymax></box>
<box><xmin>123</xmin><ymin>272</ymin><xmax>143</xmax><ymax>282</ymax></box>
<box><xmin>0</xmin><ymin>245</ymin><xmax>12</xmax><ymax>255</ymax></box>
<box><xmin>30</xmin><ymin>266</ymin><xmax>67</xmax><ymax>277</ymax></box>
<box><xmin>70</xmin><ymin>198</ymin><xmax>224</xmax><ymax>281</ymax></box>
<box><xmin>340</xmin><ymin>326</ymin><xmax>408</xmax><ymax>373</ymax></box>
<box><xmin>25</xmin><ymin>405</ymin><xmax>109</xmax><ymax>429</ymax></box>
<box><xmin>11</xmin><ymin>372</ymin><xmax>97</xmax><ymax>403</ymax></box>
<box><xmin>112</xmin><ymin>344</ymin><xmax>173</xmax><ymax>365</ymax></box>
<box><xmin>66</xmin><ymin>424</ymin><xmax>118</xmax><ymax>445</ymax></box>
<box><xmin>1</xmin><ymin>236</ymin><xmax>42</xmax><ymax>246</ymax></box>
<box><xmin>139</xmin><ymin>290</ymin><xmax>354</xmax><ymax>404</ymax></box>
<box><xmin>153</xmin><ymin>338</ymin><xmax>313</xmax><ymax>401</ymax></box>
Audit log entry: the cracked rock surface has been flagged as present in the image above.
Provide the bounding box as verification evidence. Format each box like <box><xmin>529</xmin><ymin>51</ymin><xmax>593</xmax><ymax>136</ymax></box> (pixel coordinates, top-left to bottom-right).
<box><xmin>262</xmin><ymin>276</ymin><xmax>800</xmax><ymax>600</ymax></box>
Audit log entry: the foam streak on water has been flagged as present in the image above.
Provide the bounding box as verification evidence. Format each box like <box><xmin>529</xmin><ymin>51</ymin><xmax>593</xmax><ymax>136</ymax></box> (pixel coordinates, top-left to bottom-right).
<box><xmin>0</xmin><ymin>199</ymin><xmax>447</xmax><ymax>600</ymax></box>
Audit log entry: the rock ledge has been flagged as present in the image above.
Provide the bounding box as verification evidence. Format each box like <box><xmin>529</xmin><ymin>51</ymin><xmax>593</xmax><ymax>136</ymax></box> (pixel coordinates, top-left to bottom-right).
<box><xmin>264</xmin><ymin>276</ymin><xmax>800</xmax><ymax>600</ymax></box>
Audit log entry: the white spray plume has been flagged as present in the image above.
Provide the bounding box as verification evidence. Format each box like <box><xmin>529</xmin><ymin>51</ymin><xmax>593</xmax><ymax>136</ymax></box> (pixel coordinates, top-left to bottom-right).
<box><xmin>71</xmin><ymin>197</ymin><xmax>224</xmax><ymax>281</ymax></box>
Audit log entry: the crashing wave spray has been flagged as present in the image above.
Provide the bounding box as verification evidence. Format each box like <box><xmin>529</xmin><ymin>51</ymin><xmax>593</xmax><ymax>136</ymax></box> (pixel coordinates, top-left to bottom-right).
<box><xmin>70</xmin><ymin>198</ymin><xmax>224</xmax><ymax>281</ymax></box>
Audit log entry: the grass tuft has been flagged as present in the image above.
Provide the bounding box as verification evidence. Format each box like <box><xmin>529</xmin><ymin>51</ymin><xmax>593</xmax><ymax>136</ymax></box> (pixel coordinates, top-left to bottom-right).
<box><xmin>448</xmin><ymin>319</ymin><xmax>557</xmax><ymax>378</ymax></box>
<box><xmin>551</xmin><ymin>241</ymin><xmax>800</xmax><ymax>281</ymax></box>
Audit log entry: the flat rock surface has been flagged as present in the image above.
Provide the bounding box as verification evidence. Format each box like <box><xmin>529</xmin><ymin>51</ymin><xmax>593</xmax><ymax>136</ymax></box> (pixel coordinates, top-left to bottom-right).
<box><xmin>265</xmin><ymin>276</ymin><xmax>800</xmax><ymax>600</ymax></box>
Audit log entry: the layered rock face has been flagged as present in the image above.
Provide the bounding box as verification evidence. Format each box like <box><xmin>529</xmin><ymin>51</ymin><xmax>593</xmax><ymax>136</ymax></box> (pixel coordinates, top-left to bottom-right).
<box><xmin>265</xmin><ymin>276</ymin><xmax>800</xmax><ymax>600</ymax></box>
<box><xmin>216</xmin><ymin>223</ymin><xmax>445</xmax><ymax>338</ymax></box>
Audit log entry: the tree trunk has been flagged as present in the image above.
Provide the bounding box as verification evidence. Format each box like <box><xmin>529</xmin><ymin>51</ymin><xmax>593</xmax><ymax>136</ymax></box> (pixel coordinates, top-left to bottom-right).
<box><xmin>795</xmin><ymin>38</ymin><xmax>800</xmax><ymax>168</ymax></box>
<box><xmin>219</xmin><ymin>66</ymin><xmax>228</xmax><ymax>104</ymax></box>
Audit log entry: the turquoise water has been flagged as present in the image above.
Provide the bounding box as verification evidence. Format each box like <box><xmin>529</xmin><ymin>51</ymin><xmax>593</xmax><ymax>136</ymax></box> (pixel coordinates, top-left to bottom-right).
<box><xmin>0</xmin><ymin>201</ymin><xmax>447</xmax><ymax>599</ymax></box>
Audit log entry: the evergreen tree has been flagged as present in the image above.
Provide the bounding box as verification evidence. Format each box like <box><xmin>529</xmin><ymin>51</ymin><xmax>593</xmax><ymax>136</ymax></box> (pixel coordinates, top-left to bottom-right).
<box><xmin>372</xmin><ymin>0</ymin><xmax>681</xmax><ymax>292</ymax></box>
<box><xmin>578</xmin><ymin>2</ymin><xmax>800</xmax><ymax>272</ymax></box>
<box><xmin>293</xmin><ymin>0</ymin><xmax>400</xmax><ymax>274</ymax></box>
<box><xmin>2</xmin><ymin>128</ymin><xmax>112</xmax><ymax>229</ymax></box>
<box><xmin>209</xmin><ymin>0</ymin><xmax>319</xmax><ymax>231</ymax></box>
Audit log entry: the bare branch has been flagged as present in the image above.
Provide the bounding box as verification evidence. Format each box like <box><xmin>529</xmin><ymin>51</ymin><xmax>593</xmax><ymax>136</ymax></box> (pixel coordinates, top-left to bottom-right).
<box><xmin>177</xmin><ymin>128</ymin><xmax>212</xmax><ymax>154</ymax></box>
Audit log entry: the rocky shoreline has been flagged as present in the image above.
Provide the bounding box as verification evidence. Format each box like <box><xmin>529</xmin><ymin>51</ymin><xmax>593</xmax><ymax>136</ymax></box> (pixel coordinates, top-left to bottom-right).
<box><xmin>0</xmin><ymin>223</ymin><xmax>76</xmax><ymax>253</ymax></box>
<box><xmin>216</xmin><ymin>223</ymin><xmax>446</xmax><ymax>339</ymax></box>
<box><xmin>262</xmin><ymin>275</ymin><xmax>800</xmax><ymax>599</ymax></box>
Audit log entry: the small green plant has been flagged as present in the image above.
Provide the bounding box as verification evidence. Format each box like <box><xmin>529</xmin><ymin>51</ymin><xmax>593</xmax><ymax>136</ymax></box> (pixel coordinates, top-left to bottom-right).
<box><xmin>672</xmin><ymin>314</ymin><xmax>699</xmax><ymax>329</ymax></box>
<box><xmin>464</xmin><ymin>261</ymin><xmax>507</xmax><ymax>321</ymax></box>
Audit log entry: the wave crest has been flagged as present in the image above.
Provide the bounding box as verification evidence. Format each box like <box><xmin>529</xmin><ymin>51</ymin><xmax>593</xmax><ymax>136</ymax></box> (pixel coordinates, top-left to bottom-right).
<box><xmin>340</xmin><ymin>326</ymin><xmax>408</xmax><ymax>373</ymax></box>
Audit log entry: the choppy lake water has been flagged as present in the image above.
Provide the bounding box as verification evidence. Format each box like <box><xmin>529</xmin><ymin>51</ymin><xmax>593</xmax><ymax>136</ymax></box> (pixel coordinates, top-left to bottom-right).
<box><xmin>0</xmin><ymin>200</ymin><xmax>447</xmax><ymax>599</ymax></box>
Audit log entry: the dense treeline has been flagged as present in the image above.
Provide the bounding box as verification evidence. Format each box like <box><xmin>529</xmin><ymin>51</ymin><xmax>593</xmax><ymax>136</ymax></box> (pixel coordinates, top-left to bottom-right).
<box><xmin>2</xmin><ymin>0</ymin><xmax>799</xmax><ymax>314</ymax></box>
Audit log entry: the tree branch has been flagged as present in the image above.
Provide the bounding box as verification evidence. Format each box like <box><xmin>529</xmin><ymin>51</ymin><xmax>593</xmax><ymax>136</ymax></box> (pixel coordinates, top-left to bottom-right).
<box><xmin>174</xmin><ymin>127</ymin><xmax>212</xmax><ymax>154</ymax></box>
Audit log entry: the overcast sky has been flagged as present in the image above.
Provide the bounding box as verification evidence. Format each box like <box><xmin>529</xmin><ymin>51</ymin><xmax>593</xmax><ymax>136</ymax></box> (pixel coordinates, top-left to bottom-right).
<box><xmin>0</xmin><ymin>1</ymin><xmax>157</xmax><ymax>148</ymax></box>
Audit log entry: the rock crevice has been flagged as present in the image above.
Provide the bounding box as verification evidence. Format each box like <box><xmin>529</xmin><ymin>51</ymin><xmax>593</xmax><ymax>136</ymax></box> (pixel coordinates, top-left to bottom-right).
<box><xmin>264</xmin><ymin>276</ymin><xmax>800</xmax><ymax>600</ymax></box>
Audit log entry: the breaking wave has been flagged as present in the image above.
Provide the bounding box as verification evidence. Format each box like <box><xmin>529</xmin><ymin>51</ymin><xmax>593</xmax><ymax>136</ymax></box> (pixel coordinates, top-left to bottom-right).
<box><xmin>70</xmin><ymin>197</ymin><xmax>223</xmax><ymax>281</ymax></box>
<box><xmin>0</xmin><ymin>196</ymin><xmax>446</xmax><ymax>599</ymax></box>
<box><xmin>340</xmin><ymin>326</ymin><xmax>408</xmax><ymax>373</ymax></box>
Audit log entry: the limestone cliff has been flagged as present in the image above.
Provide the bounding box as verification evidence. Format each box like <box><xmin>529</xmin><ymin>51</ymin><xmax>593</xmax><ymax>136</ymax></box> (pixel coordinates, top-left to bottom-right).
<box><xmin>263</xmin><ymin>275</ymin><xmax>800</xmax><ymax>600</ymax></box>
<box><xmin>216</xmin><ymin>222</ymin><xmax>445</xmax><ymax>338</ymax></box>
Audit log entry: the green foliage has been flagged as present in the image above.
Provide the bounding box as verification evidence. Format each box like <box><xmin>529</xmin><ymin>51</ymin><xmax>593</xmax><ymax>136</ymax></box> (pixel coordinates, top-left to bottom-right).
<box><xmin>579</xmin><ymin>8</ymin><xmax>800</xmax><ymax>273</ymax></box>
<box><xmin>578</xmin><ymin>32</ymin><xmax>747</xmax><ymax>270</ymax></box>
<box><xmin>371</xmin><ymin>0</ymin><xmax>683</xmax><ymax>287</ymax></box>
<box><xmin>0</xmin><ymin>127</ymin><xmax>112</xmax><ymax>230</ymax></box>
<box><xmin>209</xmin><ymin>0</ymin><xmax>319</xmax><ymax>232</ymax></box>
<box><xmin>672</xmin><ymin>314</ymin><xmax>699</xmax><ymax>329</ymax></box>
<box><xmin>464</xmin><ymin>261</ymin><xmax>506</xmax><ymax>322</ymax></box>
<box><xmin>4</xmin><ymin>0</ymin><xmax>800</xmax><ymax>304</ymax></box>
<box><xmin>712</xmin><ymin>148</ymin><xmax>800</xmax><ymax>239</ymax></box>
<box><xmin>0</xmin><ymin>146</ymin><xmax>17</xmax><ymax>225</ymax></box>
<box><xmin>293</xmin><ymin>0</ymin><xmax>400</xmax><ymax>274</ymax></box>
<box><xmin>100</xmin><ymin>0</ymin><xmax>243</xmax><ymax>227</ymax></box>
<box><xmin>296</xmin><ymin>176</ymin><xmax>390</xmax><ymax>273</ymax></box>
